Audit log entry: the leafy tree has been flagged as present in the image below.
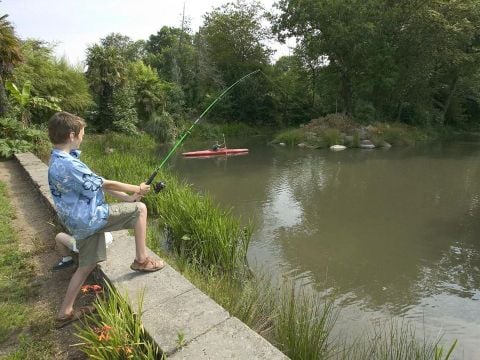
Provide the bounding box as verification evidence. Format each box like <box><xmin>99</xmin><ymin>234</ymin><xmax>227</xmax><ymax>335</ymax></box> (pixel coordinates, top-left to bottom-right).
<box><xmin>128</xmin><ymin>61</ymin><xmax>165</xmax><ymax>122</ymax></box>
<box><xmin>145</xmin><ymin>26</ymin><xmax>197</xmax><ymax>107</ymax></box>
<box><xmin>13</xmin><ymin>40</ymin><xmax>93</xmax><ymax>119</ymax></box>
<box><xmin>0</xmin><ymin>13</ymin><xmax>22</xmax><ymax>115</ymax></box>
<box><xmin>201</xmin><ymin>0</ymin><xmax>273</xmax><ymax>123</ymax></box>
<box><xmin>272</xmin><ymin>0</ymin><xmax>480</xmax><ymax>125</ymax></box>
<box><xmin>86</xmin><ymin>35</ymin><xmax>131</xmax><ymax>131</ymax></box>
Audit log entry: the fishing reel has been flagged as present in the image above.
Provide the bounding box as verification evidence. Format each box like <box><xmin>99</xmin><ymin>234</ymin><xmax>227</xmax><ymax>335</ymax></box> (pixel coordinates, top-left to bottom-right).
<box><xmin>153</xmin><ymin>181</ymin><xmax>166</xmax><ymax>193</ymax></box>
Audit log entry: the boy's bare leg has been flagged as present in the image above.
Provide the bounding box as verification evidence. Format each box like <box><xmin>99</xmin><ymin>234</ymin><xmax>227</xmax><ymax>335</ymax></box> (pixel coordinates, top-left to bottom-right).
<box><xmin>134</xmin><ymin>202</ymin><xmax>148</xmax><ymax>262</ymax></box>
<box><xmin>57</xmin><ymin>263</ymin><xmax>96</xmax><ymax>318</ymax></box>
<box><xmin>56</xmin><ymin>232</ymin><xmax>74</xmax><ymax>256</ymax></box>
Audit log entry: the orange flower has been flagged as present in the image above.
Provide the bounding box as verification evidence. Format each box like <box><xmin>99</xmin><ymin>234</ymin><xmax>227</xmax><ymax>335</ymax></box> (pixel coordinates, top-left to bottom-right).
<box><xmin>98</xmin><ymin>332</ymin><xmax>110</xmax><ymax>341</ymax></box>
<box><xmin>124</xmin><ymin>346</ymin><xmax>133</xmax><ymax>354</ymax></box>
<box><xmin>102</xmin><ymin>324</ymin><xmax>112</xmax><ymax>332</ymax></box>
<box><xmin>91</xmin><ymin>284</ymin><xmax>103</xmax><ymax>293</ymax></box>
<box><xmin>81</xmin><ymin>285</ymin><xmax>90</xmax><ymax>294</ymax></box>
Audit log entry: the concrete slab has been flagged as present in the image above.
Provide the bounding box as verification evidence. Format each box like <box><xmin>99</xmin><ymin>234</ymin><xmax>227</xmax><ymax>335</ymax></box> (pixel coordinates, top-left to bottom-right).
<box><xmin>170</xmin><ymin>317</ymin><xmax>288</xmax><ymax>360</ymax></box>
<box><xmin>143</xmin><ymin>288</ymin><xmax>230</xmax><ymax>355</ymax></box>
<box><xmin>15</xmin><ymin>152</ymin><xmax>43</xmax><ymax>166</ymax></box>
<box><xmin>102</xmin><ymin>232</ymin><xmax>195</xmax><ymax>311</ymax></box>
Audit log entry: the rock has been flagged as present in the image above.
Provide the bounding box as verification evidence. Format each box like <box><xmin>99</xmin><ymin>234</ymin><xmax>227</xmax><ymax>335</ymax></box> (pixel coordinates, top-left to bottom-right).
<box><xmin>279</xmin><ymin>142</ymin><xmax>286</xmax><ymax>147</ymax></box>
<box><xmin>330</xmin><ymin>145</ymin><xmax>346</xmax><ymax>151</ymax></box>
<box><xmin>359</xmin><ymin>140</ymin><xmax>375</xmax><ymax>149</ymax></box>
<box><xmin>380</xmin><ymin>141</ymin><xmax>392</xmax><ymax>148</ymax></box>
<box><xmin>104</xmin><ymin>147</ymin><xmax>115</xmax><ymax>154</ymax></box>
<box><xmin>297</xmin><ymin>143</ymin><xmax>307</xmax><ymax>148</ymax></box>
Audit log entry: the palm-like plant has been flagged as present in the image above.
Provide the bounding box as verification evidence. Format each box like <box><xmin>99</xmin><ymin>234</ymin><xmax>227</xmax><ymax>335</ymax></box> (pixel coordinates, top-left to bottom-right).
<box><xmin>0</xmin><ymin>14</ymin><xmax>23</xmax><ymax>115</ymax></box>
<box><xmin>5</xmin><ymin>80</ymin><xmax>61</xmax><ymax>125</ymax></box>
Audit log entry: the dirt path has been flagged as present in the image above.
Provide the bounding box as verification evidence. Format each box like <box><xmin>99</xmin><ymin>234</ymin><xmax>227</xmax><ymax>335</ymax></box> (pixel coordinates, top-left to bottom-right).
<box><xmin>0</xmin><ymin>159</ymin><xmax>91</xmax><ymax>359</ymax></box>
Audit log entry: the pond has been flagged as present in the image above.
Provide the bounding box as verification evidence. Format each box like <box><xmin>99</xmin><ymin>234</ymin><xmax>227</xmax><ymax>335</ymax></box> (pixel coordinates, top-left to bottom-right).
<box><xmin>170</xmin><ymin>136</ymin><xmax>480</xmax><ymax>358</ymax></box>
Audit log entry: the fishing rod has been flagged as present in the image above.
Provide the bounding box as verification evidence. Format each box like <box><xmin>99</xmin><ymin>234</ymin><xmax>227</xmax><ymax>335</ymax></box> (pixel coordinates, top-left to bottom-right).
<box><xmin>146</xmin><ymin>69</ymin><xmax>260</xmax><ymax>193</ymax></box>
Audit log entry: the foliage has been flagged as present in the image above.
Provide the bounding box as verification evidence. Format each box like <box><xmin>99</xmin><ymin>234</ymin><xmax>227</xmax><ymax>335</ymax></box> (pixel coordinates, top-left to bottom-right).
<box><xmin>75</xmin><ymin>282</ymin><xmax>163</xmax><ymax>359</ymax></box>
<box><xmin>272</xmin><ymin>0</ymin><xmax>480</xmax><ymax>126</ymax></box>
<box><xmin>274</xmin><ymin>286</ymin><xmax>337</xmax><ymax>360</ymax></box>
<box><xmin>145</xmin><ymin>26</ymin><xmax>197</xmax><ymax>107</ymax></box>
<box><xmin>341</xmin><ymin>320</ymin><xmax>457</xmax><ymax>360</ymax></box>
<box><xmin>273</xmin><ymin>128</ymin><xmax>304</xmax><ymax>147</ymax></box>
<box><xmin>143</xmin><ymin>111</ymin><xmax>177</xmax><ymax>143</ymax></box>
<box><xmin>0</xmin><ymin>13</ymin><xmax>23</xmax><ymax>115</ymax></box>
<box><xmin>128</xmin><ymin>61</ymin><xmax>165</xmax><ymax>122</ymax></box>
<box><xmin>0</xmin><ymin>116</ymin><xmax>50</xmax><ymax>158</ymax></box>
<box><xmin>5</xmin><ymin>80</ymin><xmax>61</xmax><ymax>125</ymax></box>
<box><xmin>12</xmin><ymin>40</ymin><xmax>93</xmax><ymax>121</ymax></box>
<box><xmin>110</xmin><ymin>85</ymin><xmax>138</xmax><ymax>135</ymax></box>
<box><xmin>201</xmin><ymin>0</ymin><xmax>273</xmax><ymax>123</ymax></box>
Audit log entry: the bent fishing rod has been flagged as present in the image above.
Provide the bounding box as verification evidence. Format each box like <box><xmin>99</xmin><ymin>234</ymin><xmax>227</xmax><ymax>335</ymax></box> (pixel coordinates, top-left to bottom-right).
<box><xmin>146</xmin><ymin>69</ymin><xmax>260</xmax><ymax>193</ymax></box>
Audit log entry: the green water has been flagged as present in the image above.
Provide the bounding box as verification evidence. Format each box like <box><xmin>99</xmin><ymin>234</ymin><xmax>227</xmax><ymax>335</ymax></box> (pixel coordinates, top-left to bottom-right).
<box><xmin>170</xmin><ymin>136</ymin><xmax>480</xmax><ymax>357</ymax></box>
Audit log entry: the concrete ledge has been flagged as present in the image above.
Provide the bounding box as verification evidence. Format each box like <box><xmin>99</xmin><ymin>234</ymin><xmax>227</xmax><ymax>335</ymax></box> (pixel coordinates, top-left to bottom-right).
<box><xmin>14</xmin><ymin>152</ymin><xmax>288</xmax><ymax>359</ymax></box>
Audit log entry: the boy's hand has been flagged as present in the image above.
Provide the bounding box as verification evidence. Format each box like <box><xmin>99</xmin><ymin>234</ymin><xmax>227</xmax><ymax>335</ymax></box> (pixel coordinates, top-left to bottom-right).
<box><xmin>138</xmin><ymin>182</ymin><xmax>150</xmax><ymax>195</ymax></box>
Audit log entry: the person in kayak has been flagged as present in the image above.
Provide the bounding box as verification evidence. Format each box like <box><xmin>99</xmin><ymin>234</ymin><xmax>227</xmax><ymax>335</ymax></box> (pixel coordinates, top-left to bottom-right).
<box><xmin>212</xmin><ymin>140</ymin><xmax>225</xmax><ymax>151</ymax></box>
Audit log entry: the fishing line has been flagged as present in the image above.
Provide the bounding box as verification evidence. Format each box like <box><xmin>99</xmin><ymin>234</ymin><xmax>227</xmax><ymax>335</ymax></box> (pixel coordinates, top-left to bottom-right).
<box><xmin>146</xmin><ymin>69</ymin><xmax>260</xmax><ymax>191</ymax></box>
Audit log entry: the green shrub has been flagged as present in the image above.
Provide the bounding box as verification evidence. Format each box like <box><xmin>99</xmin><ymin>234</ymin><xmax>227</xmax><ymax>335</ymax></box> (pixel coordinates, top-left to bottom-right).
<box><xmin>274</xmin><ymin>129</ymin><xmax>304</xmax><ymax>147</ymax></box>
<box><xmin>0</xmin><ymin>117</ymin><xmax>50</xmax><ymax>159</ymax></box>
<box><xmin>143</xmin><ymin>112</ymin><xmax>177</xmax><ymax>143</ymax></box>
<box><xmin>322</xmin><ymin>128</ymin><xmax>343</xmax><ymax>147</ymax></box>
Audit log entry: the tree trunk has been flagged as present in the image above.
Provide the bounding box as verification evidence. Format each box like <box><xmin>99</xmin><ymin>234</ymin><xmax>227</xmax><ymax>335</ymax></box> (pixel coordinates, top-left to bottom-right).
<box><xmin>439</xmin><ymin>75</ymin><xmax>458</xmax><ymax>125</ymax></box>
<box><xmin>0</xmin><ymin>82</ymin><xmax>8</xmax><ymax>116</ymax></box>
<box><xmin>340</xmin><ymin>69</ymin><xmax>353</xmax><ymax>116</ymax></box>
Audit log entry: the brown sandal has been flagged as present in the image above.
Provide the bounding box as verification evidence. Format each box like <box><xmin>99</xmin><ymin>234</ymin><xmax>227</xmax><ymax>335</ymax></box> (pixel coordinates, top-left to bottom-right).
<box><xmin>55</xmin><ymin>305</ymin><xmax>96</xmax><ymax>329</ymax></box>
<box><xmin>130</xmin><ymin>256</ymin><xmax>165</xmax><ymax>272</ymax></box>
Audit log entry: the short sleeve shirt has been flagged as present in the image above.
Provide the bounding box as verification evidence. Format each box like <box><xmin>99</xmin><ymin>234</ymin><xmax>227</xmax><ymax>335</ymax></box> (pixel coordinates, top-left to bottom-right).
<box><xmin>48</xmin><ymin>149</ymin><xmax>109</xmax><ymax>240</ymax></box>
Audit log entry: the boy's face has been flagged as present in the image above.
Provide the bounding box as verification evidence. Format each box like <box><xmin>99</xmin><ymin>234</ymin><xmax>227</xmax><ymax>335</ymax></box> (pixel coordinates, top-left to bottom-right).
<box><xmin>71</xmin><ymin>127</ymin><xmax>85</xmax><ymax>150</ymax></box>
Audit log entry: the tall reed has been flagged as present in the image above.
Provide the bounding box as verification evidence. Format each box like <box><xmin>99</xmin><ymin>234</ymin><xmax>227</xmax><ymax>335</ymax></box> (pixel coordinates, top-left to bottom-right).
<box><xmin>82</xmin><ymin>133</ymin><xmax>251</xmax><ymax>276</ymax></box>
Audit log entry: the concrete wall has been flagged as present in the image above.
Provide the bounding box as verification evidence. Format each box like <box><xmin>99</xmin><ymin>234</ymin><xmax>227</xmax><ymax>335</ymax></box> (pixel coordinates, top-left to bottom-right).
<box><xmin>15</xmin><ymin>152</ymin><xmax>288</xmax><ymax>359</ymax></box>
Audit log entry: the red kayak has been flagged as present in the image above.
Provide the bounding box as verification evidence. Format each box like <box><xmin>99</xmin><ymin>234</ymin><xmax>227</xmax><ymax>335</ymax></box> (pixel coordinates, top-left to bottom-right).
<box><xmin>182</xmin><ymin>148</ymin><xmax>249</xmax><ymax>157</ymax></box>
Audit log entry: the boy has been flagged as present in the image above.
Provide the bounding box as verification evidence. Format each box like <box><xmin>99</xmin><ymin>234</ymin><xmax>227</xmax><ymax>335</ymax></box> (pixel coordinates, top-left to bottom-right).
<box><xmin>47</xmin><ymin>111</ymin><xmax>164</xmax><ymax>327</ymax></box>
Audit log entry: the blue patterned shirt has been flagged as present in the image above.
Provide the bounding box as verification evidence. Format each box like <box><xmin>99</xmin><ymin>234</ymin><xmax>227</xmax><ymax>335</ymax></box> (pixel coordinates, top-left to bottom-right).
<box><xmin>48</xmin><ymin>149</ymin><xmax>109</xmax><ymax>240</ymax></box>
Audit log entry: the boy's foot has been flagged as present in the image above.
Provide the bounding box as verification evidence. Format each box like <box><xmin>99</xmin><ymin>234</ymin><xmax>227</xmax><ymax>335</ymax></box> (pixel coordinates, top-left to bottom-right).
<box><xmin>55</xmin><ymin>305</ymin><xmax>96</xmax><ymax>329</ymax></box>
<box><xmin>52</xmin><ymin>257</ymin><xmax>75</xmax><ymax>271</ymax></box>
<box><xmin>130</xmin><ymin>256</ymin><xmax>165</xmax><ymax>272</ymax></box>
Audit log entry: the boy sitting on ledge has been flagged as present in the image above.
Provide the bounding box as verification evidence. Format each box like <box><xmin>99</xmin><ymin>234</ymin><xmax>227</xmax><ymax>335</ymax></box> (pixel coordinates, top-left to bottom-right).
<box><xmin>47</xmin><ymin>111</ymin><xmax>164</xmax><ymax>327</ymax></box>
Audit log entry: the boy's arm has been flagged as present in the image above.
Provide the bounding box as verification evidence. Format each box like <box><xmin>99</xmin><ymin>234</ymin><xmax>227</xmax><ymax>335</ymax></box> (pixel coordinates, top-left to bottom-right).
<box><xmin>102</xmin><ymin>179</ymin><xmax>150</xmax><ymax>195</ymax></box>
<box><xmin>104</xmin><ymin>189</ymin><xmax>142</xmax><ymax>202</ymax></box>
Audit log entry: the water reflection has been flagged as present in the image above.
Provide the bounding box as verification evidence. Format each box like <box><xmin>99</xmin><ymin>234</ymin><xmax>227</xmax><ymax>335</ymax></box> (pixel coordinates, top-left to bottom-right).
<box><xmin>171</xmin><ymin>137</ymin><xmax>480</xmax><ymax>357</ymax></box>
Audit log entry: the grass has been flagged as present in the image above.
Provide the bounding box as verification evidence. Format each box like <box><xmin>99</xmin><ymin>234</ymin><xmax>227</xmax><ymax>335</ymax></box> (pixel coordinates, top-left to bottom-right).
<box><xmin>0</xmin><ymin>181</ymin><xmax>56</xmax><ymax>359</ymax></box>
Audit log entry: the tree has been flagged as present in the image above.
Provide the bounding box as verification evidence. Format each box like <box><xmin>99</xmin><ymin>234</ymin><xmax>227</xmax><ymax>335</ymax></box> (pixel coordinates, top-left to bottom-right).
<box><xmin>86</xmin><ymin>35</ymin><xmax>131</xmax><ymax>131</ymax></box>
<box><xmin>0</xmin><ymin>13</ymin><xmax>22</xmax><ymax>115</ymax></box>
<box><xmin>13</xmin><ymin>40</ymin><xmax>93</xmax><ymax>120</ymax></box>
<box><xmin>272</xmin><ymin>0</ymin><xmax>480</xmax><ymax>125</ymax></box>
<box><xmin>201</xmin><ymin>0</ymin><xmax>273</xmax><ymax>123</ymax></box>
<box><xmin>145</xmin><ymin>26</ymin><xmax>197</xmax><ymax>107</ymax></box>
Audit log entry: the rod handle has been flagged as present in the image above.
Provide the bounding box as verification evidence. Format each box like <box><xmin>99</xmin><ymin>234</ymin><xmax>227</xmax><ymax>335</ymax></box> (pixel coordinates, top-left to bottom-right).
<box><xmin>146</xmin><ymin>171</ymin><xmax>157</xmax><ymax>185</ymax></box>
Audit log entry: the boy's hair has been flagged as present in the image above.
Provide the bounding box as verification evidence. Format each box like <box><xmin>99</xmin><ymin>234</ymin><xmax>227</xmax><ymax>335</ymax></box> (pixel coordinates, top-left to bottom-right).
<box><xmin>48</xmin><ymin>112</ymin><xmax>86</xmax><ymax>144</ymax></box>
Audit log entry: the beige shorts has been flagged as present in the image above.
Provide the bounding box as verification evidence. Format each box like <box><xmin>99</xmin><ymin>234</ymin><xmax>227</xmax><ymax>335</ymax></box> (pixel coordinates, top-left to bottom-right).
<box><xmin>77</xmin><ymin>202</ymin><xmax>140</xmax><ymax>267</ymax></box>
